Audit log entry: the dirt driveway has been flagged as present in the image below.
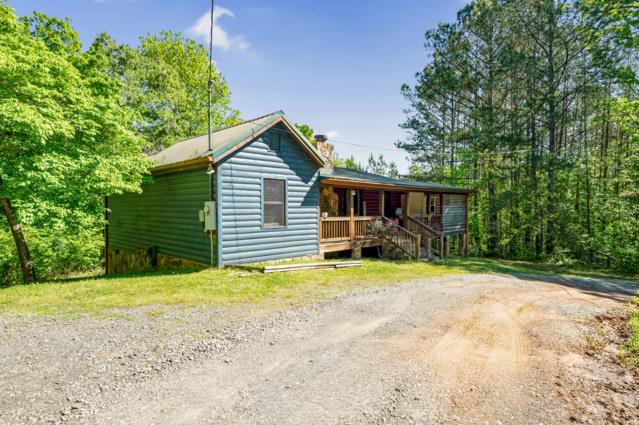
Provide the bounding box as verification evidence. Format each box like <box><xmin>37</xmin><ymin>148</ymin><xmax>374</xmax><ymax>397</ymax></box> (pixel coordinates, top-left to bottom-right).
<box><xmin>1</xmin><ymin>273</ymin><xmax>637</xmax><ymax>424</ymax></box>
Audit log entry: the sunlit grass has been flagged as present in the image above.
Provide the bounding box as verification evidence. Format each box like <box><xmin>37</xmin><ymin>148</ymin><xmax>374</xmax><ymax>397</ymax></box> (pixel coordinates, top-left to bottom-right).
<box><xmin>622</xmin><ymin>297</ymin><xmax>639</xmax><ymax>369</ymax></box>
<box><xmin>1</xmin><ymin>257</ymin><xmax>635</xmax><ymax>316</ymax></box>
<box><xmin>0</xmin><ymin>259</ymin><xmax>463</xmax><ymax>315</ymax></box>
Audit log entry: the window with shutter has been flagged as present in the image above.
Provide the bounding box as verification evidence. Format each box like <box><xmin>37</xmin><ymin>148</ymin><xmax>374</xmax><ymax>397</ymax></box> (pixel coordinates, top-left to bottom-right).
<box><xmin>263</xmin><ymin>179</ymin><xmax>286</xmax><ymax>227</ymax></box>
<box><xmin>266</xmin><ymin>132</ymin><xmax>281</xmax><ymax>151</ymax></box>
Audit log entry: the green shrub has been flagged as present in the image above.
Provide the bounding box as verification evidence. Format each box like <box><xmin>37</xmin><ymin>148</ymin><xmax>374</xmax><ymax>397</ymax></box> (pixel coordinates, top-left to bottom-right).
<box><xmin>0</xmin><ymin>225</ymin><xmax>103</xmax><ymax>285</ymax></box>
<box><xmin>622</xmin><ymin>296</ymin><xmax>639</xmax><ymax>369</ymax></box>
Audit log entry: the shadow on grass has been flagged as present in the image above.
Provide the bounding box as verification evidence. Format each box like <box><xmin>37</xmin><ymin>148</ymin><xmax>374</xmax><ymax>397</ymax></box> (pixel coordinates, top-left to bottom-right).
<box><xmin>0</xmin><ymin>266</ymin><xmax>208</xmax><ymax>290</ymax></box>
<box><xmin>444</xmin><ymin>257</ymin><xmax>639</xmax><ymax>303</ymax></box>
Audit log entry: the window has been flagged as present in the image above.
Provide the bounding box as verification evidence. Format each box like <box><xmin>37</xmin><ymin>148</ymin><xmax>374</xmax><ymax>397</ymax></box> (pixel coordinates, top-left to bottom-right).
<box><xmin>429</xmin><ymin>195</ymin><xmax>439</xmax><ymax>214</ymax></box>
<box><xmin>263</xmin><ymin>179</ymin><xmax>286</xmax><ymax>227</ymax></box>
<box><xmin>266</xmin><ymin>132</ymin><xmax>281</xmax><ymax>151</ymax></box>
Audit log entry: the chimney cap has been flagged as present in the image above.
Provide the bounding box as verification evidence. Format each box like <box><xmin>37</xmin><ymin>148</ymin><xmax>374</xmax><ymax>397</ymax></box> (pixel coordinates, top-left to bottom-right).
<box><xmin>314</xmin><ymin>134</ymin><xmax>328</xmax><ymax>143</ymax></box>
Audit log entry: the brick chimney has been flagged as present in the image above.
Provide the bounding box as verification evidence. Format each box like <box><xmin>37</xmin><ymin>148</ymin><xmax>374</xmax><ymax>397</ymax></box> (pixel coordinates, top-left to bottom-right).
<box><xmin>314</xmin><ymin>134</ymin><xmax>334</xmax><ymax>168</ymax></box>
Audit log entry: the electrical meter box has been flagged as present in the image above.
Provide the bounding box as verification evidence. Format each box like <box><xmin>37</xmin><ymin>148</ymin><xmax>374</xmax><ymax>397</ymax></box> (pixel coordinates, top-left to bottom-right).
<box><xmin>201</xmin><ymin>201</ymin><xmax>216</xmax><ymax>231</ymax></box>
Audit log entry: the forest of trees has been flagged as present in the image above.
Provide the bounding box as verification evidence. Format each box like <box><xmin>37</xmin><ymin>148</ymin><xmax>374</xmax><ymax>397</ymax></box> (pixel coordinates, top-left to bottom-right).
<box><xmin>1</xmin><ymin>0</ymin><xmax>637</xmax><ymax>284</ymax></box>
<box><xmin>400</xmin><ymin>0</ymin><xmax>638</xmax><ymax>271</ymax></box>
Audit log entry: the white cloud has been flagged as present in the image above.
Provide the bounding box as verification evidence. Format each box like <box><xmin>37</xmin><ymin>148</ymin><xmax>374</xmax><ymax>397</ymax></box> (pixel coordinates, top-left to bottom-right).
<box><xmin>187</xmin><ymin>6</ymin><xmax>250</xmax><ymax>51</ymax></box>
<box><xmin>326</xmin><ymin>130</ymin><xmax>339</xmax><ymax>140</ymax></box>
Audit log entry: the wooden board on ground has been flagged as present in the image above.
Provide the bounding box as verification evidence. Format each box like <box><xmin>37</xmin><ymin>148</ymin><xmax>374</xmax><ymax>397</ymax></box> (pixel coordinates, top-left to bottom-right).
<box><xmin>233</xmin><ymin>261</ymin><xmax>363</xmax><ymax>273</ymax></box>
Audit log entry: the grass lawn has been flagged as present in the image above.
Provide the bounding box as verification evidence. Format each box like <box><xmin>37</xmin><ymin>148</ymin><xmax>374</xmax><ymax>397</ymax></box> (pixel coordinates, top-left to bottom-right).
<box><xmin>0</xmin><ymin>257</ymin><xmax>637</xmax><ymax>316</ymax></box>
<box><xmin>622</xmin><ymin>296</ymin><xmax>639</xmax><ymax>369</ymax></box>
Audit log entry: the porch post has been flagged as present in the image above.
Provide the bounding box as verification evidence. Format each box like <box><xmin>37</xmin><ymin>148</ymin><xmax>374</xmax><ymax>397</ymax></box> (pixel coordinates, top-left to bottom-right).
<box><xmin>348</xmin><ymin>189</ymin><xmax>355</xmax><ymax>240</ymax></box>
<box><xmin>439</xmin><ymin>233</ymin><xmax>444</xmax><ymax>259</ymax></box>
<box><xmin>462</xmin><ymin>232</ymin><xmax>468</xmax><ymax>256</ymax></box>
<box><xmin>379</xmin><ymin>190</ymin><xmax>384</xmax><ymax>217</ymax></box>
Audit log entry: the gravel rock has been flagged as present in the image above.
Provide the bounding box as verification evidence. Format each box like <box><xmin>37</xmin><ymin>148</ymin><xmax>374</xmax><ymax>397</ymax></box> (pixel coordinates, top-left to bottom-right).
<box><xmin>0</xmin><ymin>273</ymin><xmax>636</xmax><ymax>424</ymax></box>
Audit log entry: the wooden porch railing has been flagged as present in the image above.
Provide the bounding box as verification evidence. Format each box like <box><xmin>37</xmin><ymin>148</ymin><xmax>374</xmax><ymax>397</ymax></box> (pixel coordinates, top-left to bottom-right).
<box><xmin>320</xmin><ymin>216</ymin><xmax>379</xmax><ymax>242</ymax></box>
<box><xmin>380</xmin><ymin>216</ymin><xmax>421</xmax><ymax>259</ymax></box>
<box><xmin>320</xmin><ymin>215</ymin><xmax>422</xmax><ymax>260</ymax></box>
<box><xmin>406</xmin><ymin>215</ymin><xmax>444</xmax><ymax>259</ymax></box>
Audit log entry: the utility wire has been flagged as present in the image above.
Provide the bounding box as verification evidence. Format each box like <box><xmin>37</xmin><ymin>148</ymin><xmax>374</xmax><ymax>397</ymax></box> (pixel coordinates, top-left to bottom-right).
<box><xmin>205</xmin><ymin>112</ymin><xmax>578</xmax><ymax>159</ymax></box>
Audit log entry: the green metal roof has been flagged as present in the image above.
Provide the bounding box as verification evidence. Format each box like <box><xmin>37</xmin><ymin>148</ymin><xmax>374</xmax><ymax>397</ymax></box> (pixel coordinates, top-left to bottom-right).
<box><xmin>320</xmin><ymin>167</ymin><xmax>474</xmax><ymax>193</ymax></box>
<box><xmin>149</xmin><ymin>111</ymin><xmax>325</xmax><ymax>169</ymax></box>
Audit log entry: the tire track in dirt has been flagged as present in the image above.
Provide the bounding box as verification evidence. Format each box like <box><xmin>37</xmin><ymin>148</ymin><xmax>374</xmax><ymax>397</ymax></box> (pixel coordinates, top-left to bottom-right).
<box><xmin>16</xmin><ymin>273</ymin><xmax>630</xmax><ymax>425</ymax></box>
<box><xmin>386</xmin><ymin>289</ymin><xmax>536</xmax><ymax>422</ymax></box>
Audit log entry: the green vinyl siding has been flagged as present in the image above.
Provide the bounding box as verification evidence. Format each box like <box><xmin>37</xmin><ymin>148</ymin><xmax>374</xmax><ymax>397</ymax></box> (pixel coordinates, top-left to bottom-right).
<box><xmin>218</xmin><ymin>125</ymin><xmax>321</xmax><ymax>265</ymax></box>
<box><xmin>108</xmin><ymin>168</ymin><xmax>212</xmax><ymax>265</ymax></box>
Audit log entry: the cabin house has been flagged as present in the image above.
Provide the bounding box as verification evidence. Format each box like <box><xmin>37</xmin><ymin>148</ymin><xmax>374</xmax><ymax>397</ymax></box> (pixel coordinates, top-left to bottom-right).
<box><xmin>105</xmin><ymin>111</ymin><xmax>474</xmax><ymax>273</ymax></box>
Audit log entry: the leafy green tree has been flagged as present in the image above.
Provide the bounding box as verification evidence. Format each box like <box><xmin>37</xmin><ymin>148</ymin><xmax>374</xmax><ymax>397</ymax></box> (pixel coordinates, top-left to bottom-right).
<box><xmin>295</xmin><ymin>123</ymin><xmax>314</xmax><ymax>142</ymax></box>
<box><xmin>333</xmin><ymin>154</ymin><xmax>362</xmax><ymax>170</ymax></box>
<box><xmin>85</xmin><ymin>31</ymin><xmax>241</xmax><ymax>151</ymax></box>
<box><xmin>130</xmin><ymin>31</ymin><xmax>240</xmax><ymax>150</ymax></box>
<box><xmin>0</xmin><ymin>4</ymin><xmax>148</xmax><ymax>283</ymax></box>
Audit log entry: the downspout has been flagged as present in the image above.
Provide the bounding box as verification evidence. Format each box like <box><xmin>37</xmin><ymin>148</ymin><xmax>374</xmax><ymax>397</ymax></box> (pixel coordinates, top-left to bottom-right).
<box><xmin>216</xmin><ymin>162</ymin><xmax>224</xmax><ymax>268</ymax></box>
<box><xmin>207</xmin><ymin>157</ymin><xmax>215</xmax><ymax>268</ymax></box>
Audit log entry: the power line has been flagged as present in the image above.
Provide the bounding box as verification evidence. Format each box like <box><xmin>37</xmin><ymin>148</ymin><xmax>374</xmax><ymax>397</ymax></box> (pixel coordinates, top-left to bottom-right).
<box><xmin>327</xmin><ymin>139</ymin><xmax>406</xmax><ymax>153</ymax></box>
<box><xmin>328</xmin><ymin>138</ymin><xmax>536</xmax><ymax>156</ymax></box>
<box><xmin>205</xmin><ymin>112</ymin><xmax>564</xmax><ymax>159</ymax></box>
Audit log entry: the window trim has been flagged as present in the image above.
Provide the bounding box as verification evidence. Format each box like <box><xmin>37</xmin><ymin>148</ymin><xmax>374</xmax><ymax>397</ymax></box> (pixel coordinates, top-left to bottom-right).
<box><xmin>261</xmin><ymin>177</ymin><xmax>287</xmax><ymax>229</ymax></box>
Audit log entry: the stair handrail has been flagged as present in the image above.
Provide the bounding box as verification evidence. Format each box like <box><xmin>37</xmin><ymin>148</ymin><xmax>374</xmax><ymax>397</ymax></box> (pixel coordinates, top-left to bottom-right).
<box><xmin>406</xmin><ymin>214</ymin><xmax>445</xmax><ymax>259</ymax></box>
<box><xmin>379</xmin><ymin>216</ymin><xmax>420</xmax><ymax>259</ymax></box>
<box><xmin>406</xmin><ymin>215</ymin><xmax>442</xmax><ymax>237</ymax></box>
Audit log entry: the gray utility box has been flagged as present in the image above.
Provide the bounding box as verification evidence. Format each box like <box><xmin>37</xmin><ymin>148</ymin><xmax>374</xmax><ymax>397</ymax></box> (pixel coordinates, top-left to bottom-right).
<box><xmin>198</xmin><ymin>201</ymin><xmax>216</xmax><ymax>231</ymax></box>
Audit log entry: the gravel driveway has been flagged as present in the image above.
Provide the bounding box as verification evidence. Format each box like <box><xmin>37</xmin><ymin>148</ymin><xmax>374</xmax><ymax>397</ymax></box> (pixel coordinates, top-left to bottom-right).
<box><xmin>1</xmin><ymin>273</ymin><xmax>637</xmax><ymax>424</ymax></box>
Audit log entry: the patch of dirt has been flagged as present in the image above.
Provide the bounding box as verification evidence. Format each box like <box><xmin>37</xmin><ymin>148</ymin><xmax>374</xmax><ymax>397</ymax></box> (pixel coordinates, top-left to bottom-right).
<box><xmin>559</xmin><ymin>309</ymin><xmax>639</xmax><ymax>425</ymax></box>
<box><xmin>1</xmin><ymin>273</ymin><xmax>638</xmax><ymax>424</ymax></box>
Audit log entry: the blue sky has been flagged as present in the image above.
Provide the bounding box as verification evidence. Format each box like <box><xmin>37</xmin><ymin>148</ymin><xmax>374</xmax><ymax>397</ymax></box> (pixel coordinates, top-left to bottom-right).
<box><xmin>12</xmin><ymin>0</ymin><xmax>463</xmax><ymax>172</ymax></box>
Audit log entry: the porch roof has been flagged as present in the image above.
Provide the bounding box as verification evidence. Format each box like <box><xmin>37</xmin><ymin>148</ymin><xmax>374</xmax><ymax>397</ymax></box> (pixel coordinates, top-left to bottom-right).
<box><xmin>319</xmin><ymin>167</ymin><xmax>474</xmax><ymax>194</ymax></box>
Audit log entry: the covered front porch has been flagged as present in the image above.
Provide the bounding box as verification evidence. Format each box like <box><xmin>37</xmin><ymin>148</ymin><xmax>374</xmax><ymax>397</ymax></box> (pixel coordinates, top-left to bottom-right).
<box><xmin>318</xmin><ymin>184</ymin><xmax>454</xmax><ymax>259</ymax></box>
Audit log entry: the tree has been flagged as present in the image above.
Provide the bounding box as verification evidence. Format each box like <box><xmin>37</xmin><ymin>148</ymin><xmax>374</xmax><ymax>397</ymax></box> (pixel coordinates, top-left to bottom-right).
<box><xmin>0</xmin><ymin>4</ymin><xmax>148</xmax><ymax>282</ymax></box>
<box><xmin>86</xmin><ymin>31</ymin><xmax>240</xmax><ymax>151</ymax></box>
<box><xmin>295</xmin><ymin>123</ymin><xmax>314</xmax><ymax>142</ymax></box>
<box><xmin>365</xmin><ymin>154</ymin><xmax>399</xmax><ymax>177</ymax></box>
<box><xmin>400</xmin><ymin>0</ymin><xmax>639</xmax><ymax>270</ymax></box>
<box><xmin>333</xmin><ymin>154</ymin><xmax>362</xmax><ymax>170</ymax></box>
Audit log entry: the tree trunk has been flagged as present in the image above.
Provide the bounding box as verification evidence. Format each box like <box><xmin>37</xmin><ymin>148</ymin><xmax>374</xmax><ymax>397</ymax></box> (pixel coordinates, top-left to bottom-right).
<box><xmin>545</xmin><ymin>1</ymin><xmax>558</xmax><ymax>256</ymax></box>
<box><xmin>0</xmin><ymin>196</ymin><xmax>36</xmax><ymax>283</ymax></box>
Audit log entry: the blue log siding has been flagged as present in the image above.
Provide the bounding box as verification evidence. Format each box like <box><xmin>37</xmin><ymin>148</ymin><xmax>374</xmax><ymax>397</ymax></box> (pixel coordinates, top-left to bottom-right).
<box><xmin>218</xmin><ymin>125</ymin><xmax>320</xmax><ymax>265</ymax></box>
<box><xmin>108</xmin><ymin>168</ymin><xmax>212</xmax><ymax>265</ymax></box>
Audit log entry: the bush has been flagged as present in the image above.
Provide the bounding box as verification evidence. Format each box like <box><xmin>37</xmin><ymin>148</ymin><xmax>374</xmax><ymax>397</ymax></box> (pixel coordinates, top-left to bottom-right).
<box><xmin>0</xmin><ymin>225</ymin><xmax>103</xmax><ymax>285</ymax></box>
<box><xmin>367</xmin><ymin>218</ymin><xmax>400</xmax><ymax>237</ymax></box>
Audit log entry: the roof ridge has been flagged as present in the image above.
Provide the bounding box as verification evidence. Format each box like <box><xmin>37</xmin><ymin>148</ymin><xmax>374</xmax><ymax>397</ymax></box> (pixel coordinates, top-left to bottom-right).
<box><xmin>214</xmin><ymin>110</ymin><xmax>284</xmax><ymax>134</ymax></box>
<box><xmin>160</xmin><ymin>111</ymin><xmax>285</xmax><ymax>148</ymax></box>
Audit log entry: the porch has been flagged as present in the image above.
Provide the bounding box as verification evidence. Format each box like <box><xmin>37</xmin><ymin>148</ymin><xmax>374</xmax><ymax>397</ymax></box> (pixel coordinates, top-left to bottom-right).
<box><xmin>318</xmin><ymin>184</ymin><xmax>460</xmax><ymax>259</ymax></box>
